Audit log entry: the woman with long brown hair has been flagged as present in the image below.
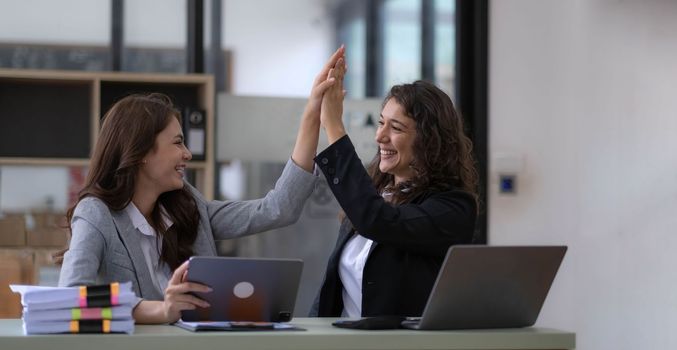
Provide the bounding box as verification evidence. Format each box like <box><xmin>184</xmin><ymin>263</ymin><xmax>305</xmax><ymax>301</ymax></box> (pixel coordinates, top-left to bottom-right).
<box><xmin>309</xmin><ymin>69</ymin><xmax>479</xmax><ymax>318</ymax></box>
<box><xmin>58</xmin><ymin>47</ymin><xmax>347</xmax><ymax>324</ymax></box>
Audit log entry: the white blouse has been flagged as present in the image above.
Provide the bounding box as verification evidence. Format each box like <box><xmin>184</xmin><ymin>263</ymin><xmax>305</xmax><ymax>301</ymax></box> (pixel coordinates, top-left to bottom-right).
<box><xmin>124</xmin><ymin>203</ymin><xmax>173</xmax><ymax>295</ymax></box>
<box><xmin>338</xmin><ymin>233</ymin><xmax>374</xmax><ymax>318</ymax></box>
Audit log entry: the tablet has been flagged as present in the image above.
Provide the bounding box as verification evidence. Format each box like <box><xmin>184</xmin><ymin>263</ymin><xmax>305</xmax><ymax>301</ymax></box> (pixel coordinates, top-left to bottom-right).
<box><xmin>180</xmin><ymin>256</ymin><xmax>303</xmax><ymax>322</ymax></box>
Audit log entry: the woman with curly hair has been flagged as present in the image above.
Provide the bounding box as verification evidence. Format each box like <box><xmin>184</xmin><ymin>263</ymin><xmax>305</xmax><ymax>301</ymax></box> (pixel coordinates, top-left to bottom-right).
<box><xmin>309</xmin><ymin>71</ymin><xmax>479</xmax><ymax>318</ymax></box>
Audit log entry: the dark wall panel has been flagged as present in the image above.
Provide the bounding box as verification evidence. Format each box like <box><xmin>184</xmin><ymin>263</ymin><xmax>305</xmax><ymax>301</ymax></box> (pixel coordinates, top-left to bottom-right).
<box><xmin>0</xmin><ymin>81</ymin><xmax>91</xmax><ymax>158</ymax></box>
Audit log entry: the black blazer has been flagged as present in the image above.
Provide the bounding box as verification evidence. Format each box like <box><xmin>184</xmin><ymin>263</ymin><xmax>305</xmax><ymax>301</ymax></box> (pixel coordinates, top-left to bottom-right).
<box><xmin>309</xmin><ymin>135</ymin><xmax>477</xmax><ymax>317</ymax></box>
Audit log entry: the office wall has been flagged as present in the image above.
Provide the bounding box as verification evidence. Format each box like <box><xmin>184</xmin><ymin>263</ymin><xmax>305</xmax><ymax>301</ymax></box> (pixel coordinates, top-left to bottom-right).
<box><xmin>489</xmin><ymin>1</ymin><xmax>677</xmax><ymax>349</ymax></box>
<box><xmin>0</xmin><ymin>0</ymin><xmax>331</xmax><ymax>96</ymax></box>
<box><xmin>0</xmin><ymin>0</ymin><xmax>110</xmax><ymax>45</ymax></box>
<box><xmin>0</xmin><ymin>167</ymin><xmax>69</xmax><ymax>212</ymax></box>
<box><xmin>223</xmin><ymin>0</ymin><xmax>333</xmax><ymax>96</ymax></box>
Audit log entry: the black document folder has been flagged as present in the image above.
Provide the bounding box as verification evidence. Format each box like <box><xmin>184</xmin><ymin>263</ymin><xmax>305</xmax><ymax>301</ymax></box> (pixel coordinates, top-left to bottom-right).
<box><xmin>182</xmin><ymin>107</ymin><xmax>206</xmax><ymax>160</ymax></box>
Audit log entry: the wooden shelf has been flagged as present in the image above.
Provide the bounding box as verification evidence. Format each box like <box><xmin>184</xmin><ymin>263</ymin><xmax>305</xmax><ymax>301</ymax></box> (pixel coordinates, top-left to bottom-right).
<box><xmin>186</xmin><ymin>161</ymin><xmax>207</xmax><ymax>169</ymax></box>
<box><xmin>0</xmin><ymin>158</ymin><xmax>90</xmax><ymax>167</ymax></box>
<box><xmin>0</xmin><ymin>68</ymin><xmax>215</xmax><ymax>199</ymax></box>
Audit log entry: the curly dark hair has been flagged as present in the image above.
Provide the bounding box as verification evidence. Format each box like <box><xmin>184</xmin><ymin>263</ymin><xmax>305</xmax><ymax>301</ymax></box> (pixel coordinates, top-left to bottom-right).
<box><xmin>367</xmin><ymin>80</ymin><xmax>479</xmax><ymax>206</ymax></box>
<box><xmin>54</xmin><ymin>93</ymin><xmax>200</xmax><ymax>270</ymax></box>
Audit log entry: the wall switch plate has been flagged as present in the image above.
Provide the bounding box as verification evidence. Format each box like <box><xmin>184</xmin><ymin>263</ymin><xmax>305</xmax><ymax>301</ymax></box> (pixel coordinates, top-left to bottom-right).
<box><xmin>499</xmin><ymin>174</ymin><xmax>516</xmax><ymax>194</ymax></box>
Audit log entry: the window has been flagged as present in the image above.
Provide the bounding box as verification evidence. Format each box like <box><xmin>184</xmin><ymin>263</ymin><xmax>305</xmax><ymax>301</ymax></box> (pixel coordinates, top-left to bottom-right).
<box><xmin>383</xmin><ymin>0</ymin><xmax>421</xmax><ymax>95</ymax></box>
<box><xmin>335</xmin><ymin>0</ymin><xmax>456</xmax><ymax>97</ymax></box>
<box><xmin>340</xmin><ymin>18</ymin><xmax>367</xmax><ymax>98</ymax></box>
<box><xmin>435</xmin><ymin>0</ymin><xmax>455</xmax><ymax>97</ymax></box>
<box><xmin>0</xmin><ymin>0</ymin><xmax>110</xmax><ymax>71</ymax></box>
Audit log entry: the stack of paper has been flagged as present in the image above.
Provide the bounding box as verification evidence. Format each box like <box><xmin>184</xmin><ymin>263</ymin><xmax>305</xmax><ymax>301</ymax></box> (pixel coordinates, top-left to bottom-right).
<box><xmin>10</xmin><ymin>282</ymin><xmax>136</xmax><ymax>334</ymax></box>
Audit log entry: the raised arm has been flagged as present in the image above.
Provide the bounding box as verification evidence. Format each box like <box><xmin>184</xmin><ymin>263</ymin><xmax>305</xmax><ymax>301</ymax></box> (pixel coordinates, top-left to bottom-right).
<box><xmin>205</xmin><ymin>47</ymin><xmax>349</xmax><ymax>239</ymax></box>
<box><xmin>291</xmin><ymin>45</ymin><xmax>346</xmax><ymax>172</ymax></box>
<box><xmin>319</xmin><ymin>49</ymin><xmax>348</xmax><ymax>144</ymax></box>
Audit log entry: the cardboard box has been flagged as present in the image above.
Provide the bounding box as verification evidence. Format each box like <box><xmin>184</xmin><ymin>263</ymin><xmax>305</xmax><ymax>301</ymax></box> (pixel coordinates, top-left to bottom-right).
<box><xmin>26</xmin><ymin>213</ymin><xmax>69</xmax><ymax>247</ymax></box>
<box><xmin>0</xmin><ymin>215</ymin><xmax>26</xmax><ymax>247</ymax></box>
<box><xmin>0</xmin><ymin>249</ymin><xmax>35</xmax><ymax>318</ymax></box>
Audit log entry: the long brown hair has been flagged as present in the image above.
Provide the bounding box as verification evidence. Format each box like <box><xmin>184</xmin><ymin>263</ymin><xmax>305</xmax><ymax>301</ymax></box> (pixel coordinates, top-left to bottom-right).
<box><xmin>55</xmin><ymin>93</ymin><xmax>200</xmax><ymax>270</ymax></box>
<box><xmin>367</xmin><ymin>80</ymin><xmax>479</xmax><ymax>206</ymax></box>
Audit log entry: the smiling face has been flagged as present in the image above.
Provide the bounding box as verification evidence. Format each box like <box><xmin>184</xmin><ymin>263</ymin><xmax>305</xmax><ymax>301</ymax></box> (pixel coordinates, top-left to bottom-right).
<box><xmin>376</xmin><ymin>98</ymin><xmax>417</xmax><ymax>185</ymax></box>
<box><xmin>137</xmin><ymin>116</ymin><xmax>192</xmax><ymax>196</ymax></box>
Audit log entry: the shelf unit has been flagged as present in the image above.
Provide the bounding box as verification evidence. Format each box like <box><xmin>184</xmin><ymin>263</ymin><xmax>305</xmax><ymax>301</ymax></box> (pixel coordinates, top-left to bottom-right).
<box><xmin>0</xmin><ymin>69</ymin><xmax>215</xmax><ymax>317</ymax></box>
<box><xmin>0</xmin><ymin>68</ymin><xmax>215</xmax><ymax>199</ymax></box>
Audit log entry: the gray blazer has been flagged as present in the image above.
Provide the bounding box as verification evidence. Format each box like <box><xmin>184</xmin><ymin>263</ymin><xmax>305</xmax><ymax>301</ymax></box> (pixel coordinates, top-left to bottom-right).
<box><xmin>58</xmin><ymin>159</ymin><xmax>318</xmax><ymax>302</ymax></box>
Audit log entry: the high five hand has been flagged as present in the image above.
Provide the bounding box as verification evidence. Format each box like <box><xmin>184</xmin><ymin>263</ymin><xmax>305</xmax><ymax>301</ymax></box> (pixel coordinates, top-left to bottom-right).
<box><xmin>320</xmin><ymin>48</ymin><xmax>348</xmax><ymax>143</ymax></box>
<box><xmin>306</xmin><ymin>45</ymin><xmax>346</xmax><ymax>121</ymax></box>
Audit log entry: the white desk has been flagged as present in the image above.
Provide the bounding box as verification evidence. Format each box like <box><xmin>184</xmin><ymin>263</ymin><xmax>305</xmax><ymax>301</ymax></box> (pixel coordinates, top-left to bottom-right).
<box><xmin>0</xmin><ymin>318</ymin><xmax>575</xmax><ymax>350</ymax></box>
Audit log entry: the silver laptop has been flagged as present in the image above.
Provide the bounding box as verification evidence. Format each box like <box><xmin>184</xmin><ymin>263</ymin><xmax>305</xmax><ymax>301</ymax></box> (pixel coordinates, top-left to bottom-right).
<box><xmin>401</xmin><ymin>245</ymin><xmax>567</xmax><ymax>330</ymax></box>
<box><xmin>181</xmin><ymin>256</ymin><xmax>303</xmax><ymax>322</ymax></box>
